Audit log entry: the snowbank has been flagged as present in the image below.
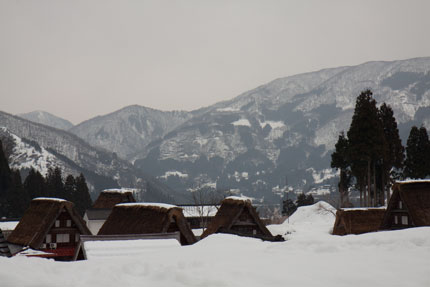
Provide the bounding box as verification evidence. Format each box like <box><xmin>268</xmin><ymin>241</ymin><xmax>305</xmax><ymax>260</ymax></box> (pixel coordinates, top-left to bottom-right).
<box><xmin>0</xmin><ymin>200</ymin><xmax>429</xmax><ymax>287</ymax></box>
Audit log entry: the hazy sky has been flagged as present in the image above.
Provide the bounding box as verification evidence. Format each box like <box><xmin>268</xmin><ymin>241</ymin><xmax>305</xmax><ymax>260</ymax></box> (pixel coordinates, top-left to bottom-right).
<box><xmin>1</xmin><ymin>0</ymin><xmax>430</xmax><ymax>124</ymax></box>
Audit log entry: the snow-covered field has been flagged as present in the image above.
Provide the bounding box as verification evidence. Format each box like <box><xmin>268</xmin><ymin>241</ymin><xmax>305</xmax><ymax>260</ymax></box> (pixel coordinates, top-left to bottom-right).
<box><xmin>1</xmin><ymin>202</ymin><xmax>429</xmax><ymax>286</ymax></box>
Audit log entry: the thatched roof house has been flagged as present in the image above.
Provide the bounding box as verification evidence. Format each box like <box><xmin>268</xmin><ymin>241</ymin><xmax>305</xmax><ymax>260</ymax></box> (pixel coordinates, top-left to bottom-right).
<box><xmin>380</xmin><ymin>180</ymin><xmax>430</xmax><ymax>230</ymax></box>
<box><xmin>332</xmin><ymin>208</ymin><xmax>386</xmax><ymax>235</ymax></box>
<box><xmin>201</xmin><ymin>197</ymin><xmax>278</xmax><ymax>241</ymax></box>
<box><xmin>98</xmin><ymin>203</ymin><xmax>196</xmax><ymax>245</ymax></box>
<box><xmin>7</xmin><ymin>198</ymin><xmax>91</xmax><ymax>260</ymax></box>
<box><xmin>92</xmin><ymin>189</ymin><xmax>136</xmax><ymax>209</ymax></box>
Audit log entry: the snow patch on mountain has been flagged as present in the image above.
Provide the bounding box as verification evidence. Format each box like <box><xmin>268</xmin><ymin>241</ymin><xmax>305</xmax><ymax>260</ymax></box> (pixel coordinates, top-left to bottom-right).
<box><xmin>1</xmin><ymin>127</ymin><xmax>58</xmax><ymax>176</ymax></box>
<box><xmin>231</xmin><ymin>119</ymin><xmax>251</xmax><ymax>127</ymax></box>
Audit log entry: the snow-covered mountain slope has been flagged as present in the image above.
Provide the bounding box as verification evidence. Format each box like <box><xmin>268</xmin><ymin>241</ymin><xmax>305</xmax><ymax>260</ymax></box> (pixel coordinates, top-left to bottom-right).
<box><xmin>17</xmin><ymin>110</ymin><xmax>74</xmax><ymax>130</ymax></box>
<box><xmin>69</xmin><ymin>105</ymin><xmax>192</xmax><ymax>160</ymax></box>
<box><xmin>0</xmin><ymin>111</ymin><xmax>187</xmax><ymax>203</ymax></box>
<box><xmin>134</xmin><ymin>57</ymin><xmax>430</xmax><ymax>203</ymax></box>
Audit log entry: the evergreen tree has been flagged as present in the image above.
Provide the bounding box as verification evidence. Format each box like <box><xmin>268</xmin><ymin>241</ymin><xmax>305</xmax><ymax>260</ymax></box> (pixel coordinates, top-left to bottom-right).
<box><xmin>331</xmin><ymin>132</ymin><xmax>352</xmax><ymax>207</ymax></box>
<box><xmin>24</xmin><ymin>168</ymin><xmax>47</xmax><ymax>199</ymax></box>
<box><xmin>282</xmin><ymin>198</ymin><xmax>297</xmax><ymax>216</ymax></box>
<box><xmin>8</xmin><ymin>169</ymin><xmax>30</xmax><ymax>217</ymax></box>
<box><xmin>379</xmin><ymin>103</ymin><xmax>404</xmax><ymax>203</ymax></box>
<box><xmin>64</xmin><ymin>174</ymin><xmax>76</xmax><ymax>201</ymax></box>
<box><xmin>404</xmin><ymin>126</ymin><xmax>430</xmax><ymax>179</ymax></box>
<box><xmin>45</xmin><ymin>166</ymin><xmax>65</xmax><ymax>198</ymax></box>
<box><xmin>296</xmin><ymin>193</ymin><xmax>314</xmax><ymax>207</ymax></box>
<box><xmin>347</xmin><ymin>90</ymin><xmax>386</xmax><ymax>206</ymax></box>
<box><xmin>74</xmin><ymin>173</ymin><xmax>92</xmax><ymax>215</ymax></box>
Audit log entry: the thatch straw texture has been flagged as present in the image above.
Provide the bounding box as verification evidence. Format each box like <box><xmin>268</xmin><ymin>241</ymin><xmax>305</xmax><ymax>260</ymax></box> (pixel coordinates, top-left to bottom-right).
<box><xmin>92</xmin><ymin>191</ymin><xmax>136</xmax><ymax>209</ymax></box>
<box><xmin>332</xmin><ymin>208</ymin><xmax>386</xmax><ymax>235</ymax></box>
<box><xmin>7</xmin><ymin>198</ymin><xmax>91</xmax><ymax>249</ymax></box>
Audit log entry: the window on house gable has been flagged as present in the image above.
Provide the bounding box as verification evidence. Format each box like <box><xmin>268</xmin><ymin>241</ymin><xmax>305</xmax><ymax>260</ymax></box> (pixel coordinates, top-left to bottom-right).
<box><xmin>66</xmin><ymin>220</ymin><xmax>72</xmax><ymax>227</ymax></box>
<box><xmin>394</xmin><ymin>216</ymin><xmax>398</xmax><ymax>225</ymax></box>
<box><xmin>399</xmin><ymin>201</ymin><xmax>403</xmax><ymax>209</ymax></box>
<box><xmin>55</xmin><ymin>220</ymin><xmax>60</xmax><ymax>227</ymax></box>
<box><xmin>56</xmin><ymin>234</ymin><xmax>70</xmax><ymax>243</ymax></box>
<box><xmin>401</xmin><ymin>216</ymin><xmax>408</xmax><ymax>225</ymax></box>
<box><xmin>46</xmin><ymin>234</ymin><xmax>52</xmax><ymax>243</ymax></box>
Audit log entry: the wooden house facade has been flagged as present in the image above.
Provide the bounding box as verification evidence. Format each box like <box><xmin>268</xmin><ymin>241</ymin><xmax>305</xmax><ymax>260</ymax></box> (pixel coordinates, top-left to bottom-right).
<box><xmin>201</xmin><ymin>197</ymin><xmax>280</xmax><ymax>241</ymax></box>
<box><xmin>380</xmin><ymin>181</ymin><xmax>430</xmax><ymax>230</ymax></box>
<box><xmin>98</xmin><ymin>203</ymin><xmax>197</xmax><ymax>245</ymax></box>
<box><xmin>7</xmin><ymin>198</ymin><xmax>91</xmax><ymax>261</ymax></box>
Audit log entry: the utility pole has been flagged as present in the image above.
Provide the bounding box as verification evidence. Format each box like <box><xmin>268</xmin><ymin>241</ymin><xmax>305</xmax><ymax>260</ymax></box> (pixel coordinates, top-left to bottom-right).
<box><xmin>285</xmin><ymin>175</ymin><xmax>289</xmax><ymax>224</ymax></box>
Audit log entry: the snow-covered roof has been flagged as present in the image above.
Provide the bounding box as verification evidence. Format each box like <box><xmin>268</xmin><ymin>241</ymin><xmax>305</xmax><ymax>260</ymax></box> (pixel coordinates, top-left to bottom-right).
<box><xmin>116</xmin><ymin>203</ymin><xmax>178</xmax><ymax>210</ymax></box>
<box><xmin>225</xmin><ymin>196</ymin><xmax>252</xmax><ymax>202</ymax></box>
<box><xmin>395</xmin><ymin>179</ymin><xmax>430</xmax><ymax>184</ymax></box>
<box><xmin>340</xmin><ymin>207</ymin><xmax>386</xmax><ymax>211</ymax></box>
<box><xmin>102</xmin><ymin>188</ymin><xmax>138</xmax><ymax>194</ymax></box>
<box><xmin>33</xmin><ymin>197</ymin><xmax>66</xmax><ymax>202</ymax></box>
<box><xmin>0</xmin><ymin>221</ymin><xmax>19</xmax><ymax>231</ymax></box>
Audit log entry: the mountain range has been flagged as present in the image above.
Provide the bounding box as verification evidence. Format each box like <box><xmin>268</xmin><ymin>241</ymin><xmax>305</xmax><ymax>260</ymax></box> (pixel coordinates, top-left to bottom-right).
<box><xmin>3</xmin><ymin>57</ymin><xmax>430</xmax><ymax>204</ymax></box>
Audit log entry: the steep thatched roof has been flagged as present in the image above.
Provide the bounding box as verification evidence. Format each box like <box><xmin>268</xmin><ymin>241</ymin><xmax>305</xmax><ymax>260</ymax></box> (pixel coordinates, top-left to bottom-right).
<box><xmin>97</xmin><ymin>203</ymin><xmax>196</xmax><ymax>245</ymax></box>
<box><xmin>381</xmin><ymin>181</ymin><xmax>430</xmax><ymax>228</ymax></box>
<box><xmin>92</xmin><ymin>190</ymin><xmax>136</xmax><ymax>209</ymax></box>
<box><xmin>332</xmin><ymin>208</ymin><xmax>386</xmax><ymax>235</ymax></box>
<box><xmin>7</xmin><ymin>198</ymin><xmax>91</xmax><ymax>249</ymax></box>
<box><xmin>201</xmin><ymin>197</ymin><xmax>273</xmax><ymax>240</ymax></box>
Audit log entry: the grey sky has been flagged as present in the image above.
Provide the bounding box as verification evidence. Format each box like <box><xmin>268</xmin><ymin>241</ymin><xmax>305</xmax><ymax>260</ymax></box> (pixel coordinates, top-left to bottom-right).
<box><xmin>1</xmin><ymin>0</ymin><xmax>429</xmax><ymax>124</ymax></box>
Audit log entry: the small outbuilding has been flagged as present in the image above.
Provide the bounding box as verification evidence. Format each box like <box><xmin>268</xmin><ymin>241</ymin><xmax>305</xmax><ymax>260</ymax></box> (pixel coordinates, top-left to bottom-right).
<box><xmin>201</xmin><ymin>197</ymin><xmax>278</xmax><ymax>241</ymax></box>
<box><xmin>73</xmin><ymin>233</ymin><xmax>181</xmax><ymax>260</ymax></box>
<box><xmin>98</xmin><ymin>203</ymin><xmax>197</xmax><ymax>245</ymax></box>
<box><xmin>332</xmin><ymin>208</ymin><xmax>386</xmax><ymax>235</ymax></box>
<box><xmin>7</xmin><ymin>198</ymin><xmax>91</xmax><ymax>261</ymax></box>
<box><xmin>0</xmin><ymin>228</ymin><xmax>11</xmax><ymax>257</ymax></box>
<box><xmin>380</xmin><ymin>180</ymin><xmax>430</xmax><ymax>230</ymax></box>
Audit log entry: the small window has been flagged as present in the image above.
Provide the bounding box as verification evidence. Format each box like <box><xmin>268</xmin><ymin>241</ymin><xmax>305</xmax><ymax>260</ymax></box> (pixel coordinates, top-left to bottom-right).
<box><xmin>401</xmin><ymin>216</ymin><xmax>408</xmax><ymax>225</ymax></box>
<box><xmin>66</xmin><ymin>220</ymin><xmax>72</xmax><ymax>227</ymax></box>
<box><xmin>46</xmin><ymin>234</ymin><xmax>52</xmax><ymax>243</ymax></box>
<box><xmin>55</xmin><ymin>220</ymin><xmax>60</xmax><ymax>227</ymax></box>
<box><xmin>56</xmin><ymin>234</ymin><xmax>70</xmax><ymax>243</ymax></box>
<box><xmin>394</xmin><ymin>216</ymin><xmax>398</xmax><ymax>224</ymax></box>
<box><xmin>75</xmin><ymin>233</ymin><xmax>80</xmax><ymax>243</ymax></box>
<box><xmin>399</xmin><ymin>201</ymin><xmax>403</xmax><ymax>209</ymax></box>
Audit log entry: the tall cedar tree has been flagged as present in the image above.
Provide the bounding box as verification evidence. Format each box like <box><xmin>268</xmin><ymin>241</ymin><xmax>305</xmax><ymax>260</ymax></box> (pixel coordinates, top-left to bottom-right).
<box><xmin>331</xmin><ymin>132</ymin><xmax>352</xmax><ymax>207</ymax></box>
<box><xmin>404</xmin><ymin>126</ymin><xmax>430</xmax><ymax>179</ymax></box>
<box><xmin>347</xmin><ymin>90</ymin><xmax>387</xmax><ymax>207</ymax></box>
<box><xmin>24</xmin><ymin>168</ymin><xmax>47</xmax><ymax>199</ymax></box>
<box><xmin>75</xmin><ymin>173</ymin><xmax>93</xmax><ymax>215</ymax></box>
<box><xmin>378</xmin><ymin>103</ymin><xmax>404</xmax><ymax>203</ymax></box>
<box><xmin>45</xmin><ymin>167</ymin><xmax>65</xmax><ymax>198</ymax></box>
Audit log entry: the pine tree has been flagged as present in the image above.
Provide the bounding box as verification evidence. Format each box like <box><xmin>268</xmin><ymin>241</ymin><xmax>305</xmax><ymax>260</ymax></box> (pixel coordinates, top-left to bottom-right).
<box><xmin>404</xmin><ymin>126</ymin><xmax>430</xmax><ymax>179</ymax></box>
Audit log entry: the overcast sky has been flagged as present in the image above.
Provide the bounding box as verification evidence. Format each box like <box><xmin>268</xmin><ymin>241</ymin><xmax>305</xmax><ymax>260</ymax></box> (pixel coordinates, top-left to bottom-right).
<box><xmin>1</xmin><ymin>0</ymin><xmax>429</xmax><ymax>124</ymax></box>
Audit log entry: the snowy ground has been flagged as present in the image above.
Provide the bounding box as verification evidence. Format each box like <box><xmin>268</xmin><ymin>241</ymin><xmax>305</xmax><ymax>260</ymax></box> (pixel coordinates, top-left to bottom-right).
<box><xmin>1</xmin><ymin>202</ymin><xmax>429</xmax><ymax>287</ymax></box>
